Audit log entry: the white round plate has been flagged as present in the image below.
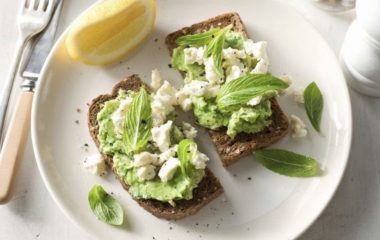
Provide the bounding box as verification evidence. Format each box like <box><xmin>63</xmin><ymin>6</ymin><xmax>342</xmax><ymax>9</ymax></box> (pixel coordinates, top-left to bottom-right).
<box><xmin>32</xmin><ymin>0</ymin><xmax>352</xmax><ymax>239</ymax></box>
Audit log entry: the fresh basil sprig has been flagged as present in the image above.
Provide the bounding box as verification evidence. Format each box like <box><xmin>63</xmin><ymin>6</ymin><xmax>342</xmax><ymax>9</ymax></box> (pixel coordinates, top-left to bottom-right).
<box><xmin>176</xmin><ymin>28</ymin><xmax>221</xmax><ymax>47</ymax></box>
<box><xmin>123</xmin><ymin>88</ymin><xmax>152</xmax><ymax>153</ymax></box>
<box><xmin>88</xmin><ymin>185</ymin><xmax>124</xmax><ymax>226</ymax></box>
<box><xmin>178</xmin><ymin>139</ymin><xmax>197</xmax><ymax>179</ymax></box>
<box><xmin>216</xmin><ymin>74</ymin><xmax>289</xmax><ymax>112</ymax></box>
<box><xmin>205</xmin><ymin>25</ymin><xmax>231</xmax><ymax>76</ymax></box>
<box><xmin>304</xmin><ymin>82</ymin><xmax>323</xmax><ymax>132</ymax></box>
<box><xmin>255</xmin><ymin>149</ymin><xmax>321</xmax><ymax>177</ymax></box>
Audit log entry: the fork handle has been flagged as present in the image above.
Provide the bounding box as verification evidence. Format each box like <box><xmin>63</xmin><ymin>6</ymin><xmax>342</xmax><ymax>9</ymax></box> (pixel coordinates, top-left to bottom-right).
<box><xmin>0</xmin><ymin>37</ymin><xmax>28</xmax><ymax>144</ymax></box>
<box><xmin>0</xmin><ymin>91</ymin><xmax>33</xmax><ymax>203</ymax></box>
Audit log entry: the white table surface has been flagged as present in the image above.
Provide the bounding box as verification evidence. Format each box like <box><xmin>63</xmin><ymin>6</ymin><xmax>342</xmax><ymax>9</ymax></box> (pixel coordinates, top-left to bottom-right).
<box><xmin>1</xmin><ymin>0</ymin><xmax>379</xmax><ymax>239</ymax></box>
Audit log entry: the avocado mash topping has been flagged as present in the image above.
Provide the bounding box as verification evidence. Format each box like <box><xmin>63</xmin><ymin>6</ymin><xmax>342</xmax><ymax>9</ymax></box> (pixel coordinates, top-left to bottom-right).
<box><xmin>97</xmin><ymin>78</ymin><xmax>209</xmax><ymax>203</ymax></box>
<box><xmin>172</xmin><ymin>27</ymin><xmax>289</xmax><ymax>138</ymax></box>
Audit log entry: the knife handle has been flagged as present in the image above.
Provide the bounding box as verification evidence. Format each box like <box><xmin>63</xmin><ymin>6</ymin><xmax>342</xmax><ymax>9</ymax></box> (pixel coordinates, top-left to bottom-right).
<box><xmin>0</xmin><ymin>91</ymin><xmax>33</xmax><ymax>203</ymax></box>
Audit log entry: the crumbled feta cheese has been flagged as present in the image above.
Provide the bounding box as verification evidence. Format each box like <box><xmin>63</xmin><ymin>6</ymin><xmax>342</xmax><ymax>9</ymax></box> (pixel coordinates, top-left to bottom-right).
<box><xmin>83</xmin><ymin>154</ymin><xmax>107</xmax><ymax>176</ymax></box>
<box><xmin>247</xmin><ymin>96</ymin><xmax>262</xmax><ymax>106</ymax></box>
<box><xmin>158</xmin><ymin>157</ymin><xmax>180</xmax><ymax>182</ymax></box>
<box><xmin>222</xmin><ymin>47</ymin><xmax>246</xmax><ymax>66</ymax></box>
<box><xmin>136</xmin><ymin>164</ymin><xmax>156</xmax><ymax>181</ymax></box>
<box><xmin>278</xmin><ymin>75</ymin><xmax>293</xmax><ymax>95</ymax></box>
<box><xmin>292</xmin><ymin>88</ymin><xmax>305</xmax><ymax>104</ymax></box>
<box><xmin>183</xmin><ymin>80</ymin><xmax>209</xmax><ymax>97</ymax></box>
<box><xmin>184</xmin><ymin>46</ymin><xmax>205</xmax><ymax>65</ymax></box>
<box><xmin>176</xmin><ymin>88</ymin><xmax>193</xmax><ymax>111</ymax></box>
<box><xmin>244</xmin><ymin>40</ymin><xmax>269</xmax><ymax>61</ymax></box>
<box><xmin>133</xmin><ymin>152</ymin><xmax>159</xmax><ymax>167</ymax></box>
<box><xmin>181</xmin><ymin>80</ymin><xmax>220</xmax><ymax>99</ymax></box>
<box><xmin>205</xmin><ymin>57</ymin><xmax>223</xmax><ymax>85</ymax></box>
<box><xmin>182</xmin><ymin>122</ymin><xmax>197</xmax><ymax>139</ymax></box>
<box><xmin>176</xmin><ymin>80</ymin><xmax>220</xmax><ymax>109</ymax></box>
<box><xmin>180</xmin><ymin>98</ymin><xmax>193</xmax><ymax>111</ymax></box>
<box><xmin>150</xmin><ymin>69</ymin><xmax>162</xmax><ymax>91</ymax></box>
<box><xmin>151</xmin><ymin>120</ymin><xmax>173</xmax><ymax>152</ymax></box>
<box><xmin>205</xmin><ymin>84</ymin><xmax>220</xmax><ymax>98</ymax></box>
<box><xmin>226</xmin><ymin>65</ymin><xmax>246</xmax><ymax>82</ymax></box>
<box><xmin>190</xmin><ymin>149</ymin><xmax>209</xmax><ymax>169</ymax></box>
<box><xmin>280</xmin><ymin>75</ymin><xmax>293</xmax><ymax>85</ymax></box>
<box><xmin>176</xmin><ymin>88</ymin><xmax>187</xmax><ymax>104</ymax></box>
<box><xmin>290</xmin><ymin>114</ymin><xmax>308</xmax><ymax>138</ymax></box>
<box><xmin>251</xmin><ymin>59</ymin><xmax>269</xmax><ymax>74</ymax></box>
<box><xmin>111</xmin><ymin>96</ymin><xmax>133</xmax><ymax>135</ymax></box>
<box><xmin>158</xmin><ymin>145</ymin><xmax>178</xmax><ymax>165</ymax></box>
<box><xmin>151</xmin><ymin>81</ymin><xmax>177</xmax><ymax>126</ymax></box>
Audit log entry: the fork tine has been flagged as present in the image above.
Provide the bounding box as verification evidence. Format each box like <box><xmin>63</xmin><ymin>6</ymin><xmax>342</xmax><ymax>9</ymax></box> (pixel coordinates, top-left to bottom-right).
<box><xmin>45</xmin><ymin>0</ymin><xmax>54</xmax><ymax>13</ymax></box>
<box><xmin>28</xmin><ymin>0</ymin><xmax>36</xmax><ymax>10</ymax></box>
<box><xmin>23</xmin><ymin>0</ymin><xmax>29</xmax><ymax>8</ymax></box>
<box><xmin>37</xmin><ymin>0</ymin><xmax>47</xmax><ymax>11</ymax></box>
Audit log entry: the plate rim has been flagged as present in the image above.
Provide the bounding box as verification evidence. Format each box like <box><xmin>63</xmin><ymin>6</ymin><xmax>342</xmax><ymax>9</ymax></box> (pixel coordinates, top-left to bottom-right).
<box><xmin>31</xmin><ymin>0</ymin><xmax>353</xmax><ymax>239</ymax></box>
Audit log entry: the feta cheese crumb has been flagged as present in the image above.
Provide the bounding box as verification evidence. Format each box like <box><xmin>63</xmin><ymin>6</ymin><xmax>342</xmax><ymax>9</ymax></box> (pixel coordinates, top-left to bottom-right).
<box><xmin>176</xmin><ymin>89</ymin><xmax>192</xmax><ymax>111</ymax></box>
<box><xmin>151</xmin><ymin>81</ymin><xmax>177</xmax><ymax>126</ymax></box>
<box><xmin>243</xmin><ymin>40</ymin><xmax>269</xmax><ymax>61</ymax></box>
<box><xmin>158</xmin><ymin>145</ymin><xmax>178</xmax><ymax>165</ymax></box>
<box><xmin>158</xmin><ymin>157</ymin><xmax>180</xmax><ymax>182</ymax></box>
<box><xmin>226</xmin><ymin>65</ymin><xmax>245</xmax><ymax>82</ymax></box>
<box><xmin>83</xmin><ymin>154</ymin><xmax>107</xmax><ymax>176</ymax></box>
<box><xmin>190</xmin><ymin>149</ymin><xmax>209</xmax><ymax>169</ymax></box>
<box><xmin>150</xmin><ymin>69</ymin><xmax>162</xmax><ymax>91</ymax></box>
<box><xmin>111</xmin><ymin>96</ymin><xmax>133</xmax><ymax>135</ymax></box>
<box><xmin>290</xmin><ymin>114</ymin><xmax>308</xmax><ymax>138</ymax></box>
<box><xmin>182</xmin><ymin>122</ymin><xmax>197</xmax><ymax>139</ymax></box>
<box><xmin>184</xmin><ymin>46</ymin><xmax>205</xmax><ymax>65</ymax></box>
<box><xmin>278</xmin><ymin>75</ymin><xmax>293</xmax><ymax>95</ymax></box>
<box><xmin>222</xmin><ymin>47</ymin><xmax>246</xmax><ymax>66</ymax></box>
<box><xmin>181</xmin><ymin>98</ymin><xmax>193</xmax><ymax>111</ymax></box>
<box><xmin>151</xmin><ymin>120</ymin><xmax>173</xmax><ymax>152</ymax></box>
<box><xmin>247</xmin><ymin>96</ymin><xmax>262</xmax><ymax>106</ymax></box>
<box><xmin>183</xmin><ymin>80</ymin><xmax>209</xmax><ymax>97</ymax></box>
<box><xmin>136</xmin><ymin>165</ymin><xmax>156</xmax><ymax>181</ymax></box>
<box><xmin>205</xmin><ymin>57</ymin><xmax>223</xmax><ymax>85</ymax></box>
<box><xmin>251</xmin><ymin>59</ymin><xmax>269</xmax><ymax>74</ymax></box>
<box><xmin>205</xmin><ymin>84</ymin><xmax>220</xmax><ymax>98</ymax></box>
<box><xmin>133</xmin><ymin>152</ymin><xmax>159</xmax><ymax>167</ymax></box>
<box><xmin>292</xmin><ymin>88</ymin><xmax>305</xmax><ymax>104</ymax></box>
<box><xmin>280</xmin><ymin>75</ymin><xmax>293</xmax><ymax>85</ymax></box>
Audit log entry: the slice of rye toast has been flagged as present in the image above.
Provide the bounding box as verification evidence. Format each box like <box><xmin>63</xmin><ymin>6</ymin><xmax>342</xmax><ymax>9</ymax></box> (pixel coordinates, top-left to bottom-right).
<box><xmin>88</xmin><ymin>74</ymin><xmax>223</xmax><ymax>220</ymax></box>
<box><xmin>165</xmin><ymin>12</ymin><xmax>289</xmax><ymax>167</ymax></box>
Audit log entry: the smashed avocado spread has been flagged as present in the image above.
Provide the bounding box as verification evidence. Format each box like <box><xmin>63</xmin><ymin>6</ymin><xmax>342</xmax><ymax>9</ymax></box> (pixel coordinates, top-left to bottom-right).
<box><xmin>172</xmin><ymin>26</ymin><xmax>288</xmax><ymax>138</ymax></box>
<box><xmin>112</xmin><ymin>153</ymin><xmax>203</xmax><ymax>201</ymax></box>
<box><xmin>97</xmin><ymin>88</ymin><xmax>207</xmax><ymax>203</ymax></box>
<box><xmin>193</xmin><ymin>97</ymin><xmax>273</xmax><ymax>138</ymax></box>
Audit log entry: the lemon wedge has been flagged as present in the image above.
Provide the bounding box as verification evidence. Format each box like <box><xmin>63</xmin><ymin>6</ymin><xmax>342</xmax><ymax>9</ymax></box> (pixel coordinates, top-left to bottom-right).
<box><xmin>65</xmin><ymin>0</ymin><xmax>156</xmax><ymax>65</ymax></box>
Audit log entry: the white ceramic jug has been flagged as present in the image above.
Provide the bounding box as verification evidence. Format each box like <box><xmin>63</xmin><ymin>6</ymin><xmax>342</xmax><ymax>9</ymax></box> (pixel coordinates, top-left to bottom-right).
<box><xmin>341</xmin><ymin>0</ymin><xmax>380</xmax><ymax>97</ymax></box>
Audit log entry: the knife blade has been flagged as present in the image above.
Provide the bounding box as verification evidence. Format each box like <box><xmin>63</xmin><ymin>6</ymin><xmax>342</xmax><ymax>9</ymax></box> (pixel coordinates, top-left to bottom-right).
<box><xmin>21</xmin><ymin>0</ymin><xmax>64</xmax><ymax>82</ymax></box>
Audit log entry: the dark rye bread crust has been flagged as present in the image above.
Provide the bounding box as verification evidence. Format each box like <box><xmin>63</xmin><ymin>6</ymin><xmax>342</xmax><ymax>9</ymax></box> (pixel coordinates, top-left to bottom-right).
<box><xmin>165</xmin><ymin>12</ymin><xmax>289</xmax><ymax>167</ymax></box>
<box><xmin>88</xmin><ymin>74</ymin><xmax>223</xmax><ymax>220</ymax></box>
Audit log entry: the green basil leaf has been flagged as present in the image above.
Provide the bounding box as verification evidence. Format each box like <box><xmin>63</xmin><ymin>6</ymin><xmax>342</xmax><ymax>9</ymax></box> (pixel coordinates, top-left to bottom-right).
<box><xmin>178</xmin><ymin>139</ymin><xmax>197</xmax><ymax>179</ymax></box>
<box><xmin>205</xmin><ymin>26</ymin><xmax>231</xmax><ymax>76</ymax></box>
<box><xmin>88</xmin><ymin>185</ymin><xmax>124</xmax><ymax>226</ymax></box>
<box><xmin>255</xmin><ymin>149</ymin><xmax>321</xmax><ymax>177</ymax></box>
<box><xmin>304</xmin><ymin>82</ymin><xmax>323</xmax><ymax>132</ymax></box>
<box><xmin>216</xmin><ymin>74</ymin><xmax>288</xmax><ymax>111</ymax></box>
<box><xmin>123</xmin><ymin>88</ymin><xmax>152</xmax><ymax>153</ymax></box>
<box><xmin>176</xmin><ymin>28</ymin><xmax>221</xmax><ymax>47</ymax></box>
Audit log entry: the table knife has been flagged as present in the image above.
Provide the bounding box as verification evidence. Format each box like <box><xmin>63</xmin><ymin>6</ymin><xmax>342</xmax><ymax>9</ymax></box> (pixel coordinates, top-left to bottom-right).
<box><xmin>0</xmin><ymin>0</ymin><xmax>64</xmax><ymax>204</ymax></box>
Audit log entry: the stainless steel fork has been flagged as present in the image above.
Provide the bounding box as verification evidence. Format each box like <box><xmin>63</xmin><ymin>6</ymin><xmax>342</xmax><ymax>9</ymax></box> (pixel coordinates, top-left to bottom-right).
<box><xmin>0</xmin><ymin>0</ymin><xmax>54</xmax><ymax>144</ymax></box>
<box><xmin>0</xmin><ymin>0</ymin><xmax>54</xmax><ymax>203</ymax></box>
